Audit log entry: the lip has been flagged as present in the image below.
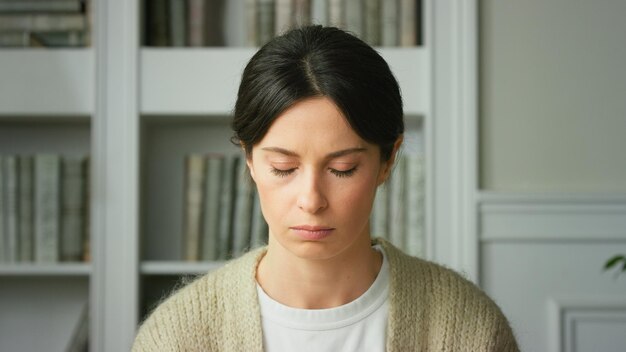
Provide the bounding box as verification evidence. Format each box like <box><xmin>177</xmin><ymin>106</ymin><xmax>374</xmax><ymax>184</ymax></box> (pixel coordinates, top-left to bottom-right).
<box><xmin>290</xmin><ymin>225</ymin><xmax>335</xmax><ymax>240</ymax></box>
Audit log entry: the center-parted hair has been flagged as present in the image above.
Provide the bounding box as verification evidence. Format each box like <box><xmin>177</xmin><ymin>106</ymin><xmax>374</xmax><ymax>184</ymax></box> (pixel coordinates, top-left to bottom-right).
<box><xmin>232</xmin><ymin>25</ymin><xmax>404</xmax><ymax>161</ymax></box>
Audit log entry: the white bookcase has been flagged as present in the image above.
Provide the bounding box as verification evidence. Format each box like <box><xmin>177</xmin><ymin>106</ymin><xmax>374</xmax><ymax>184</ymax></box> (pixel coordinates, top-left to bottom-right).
<box><xmin>0</xmin><ymin>0</ymin><xmax>479</xmax><ymax>351</ymax></box>
<box><xmin>0</xmin><ymin>50</ymin><xmax>93</xmax><ymax>351</ymax></box>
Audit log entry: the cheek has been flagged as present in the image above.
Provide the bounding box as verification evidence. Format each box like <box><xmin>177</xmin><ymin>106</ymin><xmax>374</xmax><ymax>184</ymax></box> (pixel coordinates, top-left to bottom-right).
<box><xmin>253</xmin><ymin>175</ymin><xmax>292</xmax><ymax>224</ymax></box>
<box><xmin>332</xmin><ymin>176</ymin><xmax>378</xmax><ymax>217</ymax></box>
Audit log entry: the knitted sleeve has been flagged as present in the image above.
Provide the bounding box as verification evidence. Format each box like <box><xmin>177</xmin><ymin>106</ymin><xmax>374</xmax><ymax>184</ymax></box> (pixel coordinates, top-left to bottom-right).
<box><xmin>131</xmin><ymin>275</ymin><xmax>218</xmax><ymax>352</ymax></box>
<box><xmin>419</xmin><ymin>261</ymin><xmax>521</xmax><ymax>351</ymax></box>
<box><xmin>382</xmin><ymin>239</ymin><xmax>520</xmax><ymax>352</ymax></box>
<box><xmin>131</xmin><ymin>248</ymin><xmax>266</xmax><ymax>352</ymax></box>
<box><xmin>489</xmin><ymin>307</ymin><xmax>520</xmax><ymax>352</ymax></box>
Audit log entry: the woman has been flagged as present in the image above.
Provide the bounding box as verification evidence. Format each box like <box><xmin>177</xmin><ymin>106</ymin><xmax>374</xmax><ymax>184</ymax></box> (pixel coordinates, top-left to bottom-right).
<box><xmin>132</xmin><ymin>25</ymin><xmax>518</xmax><ymax>351</ymax></box>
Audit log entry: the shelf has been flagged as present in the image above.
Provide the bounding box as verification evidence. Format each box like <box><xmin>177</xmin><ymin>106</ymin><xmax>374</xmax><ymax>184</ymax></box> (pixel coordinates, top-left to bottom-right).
<box><xmin>140</xmin><ymin>47</ymin><xmax>428</xmax><ymax>116</ymax></box>
<box><xmin>0</xmin><ymin>115</ymin><xmax>90</xmax><ymax>123</ymax></box>
<box><xmin>0</xmin><ymin>263</ymin><xmax>91</xmax><ymax>276</ymax></box>
<box><xmin>140</xmin><ymin>48</ymin><xmax>254</xmax><ymax>116</ymax></box>
<box><xmin>141</xmin><ymin>261</ymin><xmax>226</xmax><ymax>275</ymax></box>
<box><xmin>0</xmin><ymin>118</ymin><xmax>91</xmax><ymax>155</ymax></box>
<box><xmin>0</xmin><ymin>49</ymin><xmax>94</xmax><ymax>116</ymax></box>
<box><xmin>380</xmin><ymin>47</ymin><xmax>429</xmax><ymax>116</ymax></box>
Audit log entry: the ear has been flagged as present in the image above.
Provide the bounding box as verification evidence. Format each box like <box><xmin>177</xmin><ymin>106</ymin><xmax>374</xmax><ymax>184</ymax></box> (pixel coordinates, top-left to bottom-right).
<box><xmin>245</xmin><ymin>154</ymin><xmax>256</xmax><ymax>180</ymax></box>
<box><xmin>240</xmin><ymin>143</ymin><xmax>256</xmax><ymax>180</ymax></box>
<box><xmin>377</xmin><ymin>136</ymin><xmax>404</xmax><ymax>185</ymax></box>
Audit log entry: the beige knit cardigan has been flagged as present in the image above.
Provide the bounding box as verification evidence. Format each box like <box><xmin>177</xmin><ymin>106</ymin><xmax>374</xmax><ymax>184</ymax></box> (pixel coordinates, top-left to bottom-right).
<box><xmin>132</xmin><ymin>238</ymin><xmax>519</xmax><ymax>351</ymax></box>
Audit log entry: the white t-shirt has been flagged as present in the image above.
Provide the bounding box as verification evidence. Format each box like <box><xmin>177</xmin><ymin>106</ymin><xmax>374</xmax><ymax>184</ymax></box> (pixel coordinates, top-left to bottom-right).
<box><xmin>256</xmin><ymin>245</ymin><xmax>389</xmax><ymax>352</ymax></box>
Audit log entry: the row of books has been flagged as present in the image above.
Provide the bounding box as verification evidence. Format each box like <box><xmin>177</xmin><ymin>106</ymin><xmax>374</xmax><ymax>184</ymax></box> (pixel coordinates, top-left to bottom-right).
<box><xmin>371</xmin><ymin>152</ymin><xmax>425</xmax><ymax>257</ymax></box>
<box><xmin>0</xmin><ymin>154</ymin><xmax>90</xmax><ymax>264</ymax></box>
<box><xmin>182</xmin><ymin>151</ymin><xmax>425</xmax><ymax>261</ymax></box>
<box><xmin>145</xmin><ymin>0</ymin><xmax>225</xmax><ymax>47</ymax></box>
<box><xmin>0</xmin><ymin>0</ymin><xmax>91</xmax><ymax>47</ymax></box>
<box><xmin>144</xmin><ymin>0</ymin><xmax>422</xmax><ymax>47</ymax></box>
<box><xmin>248</xmin><ymin>0</ymin><xmax>423</xmax><ymax>47</ymax></box>
<box><xmin>182</xmin><ymin>154</ymin><xmax>268</xmax><ymax>261</ymax></box>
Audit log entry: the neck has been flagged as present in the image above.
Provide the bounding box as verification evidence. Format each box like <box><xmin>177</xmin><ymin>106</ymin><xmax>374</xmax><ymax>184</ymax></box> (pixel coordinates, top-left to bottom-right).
<box><xmin>256</xmin><ymin>236</ymin><xmax>382</xmax><ymax>309</ymax></box>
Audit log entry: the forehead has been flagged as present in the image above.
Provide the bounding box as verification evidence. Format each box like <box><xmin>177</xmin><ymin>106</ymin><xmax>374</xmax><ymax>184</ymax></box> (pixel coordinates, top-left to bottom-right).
<box><xmin>257</xmin><ymin>97</ymin><xmax>368</xmax><ymax>151</ymax></box>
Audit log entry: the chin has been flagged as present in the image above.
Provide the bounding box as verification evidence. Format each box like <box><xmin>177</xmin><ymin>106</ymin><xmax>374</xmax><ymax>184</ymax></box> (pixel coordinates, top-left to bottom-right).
<box><xmin>283</xmin><ymin>238</ymin><xmax>357</xmax><ymax>262</ymax></box>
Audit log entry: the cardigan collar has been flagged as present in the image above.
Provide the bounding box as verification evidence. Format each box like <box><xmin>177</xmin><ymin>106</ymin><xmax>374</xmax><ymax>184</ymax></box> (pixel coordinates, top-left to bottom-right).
<box><xmin>231</xmin><ymin>238</ymin><xmax>420</xmax><ymax>351</ymax></box>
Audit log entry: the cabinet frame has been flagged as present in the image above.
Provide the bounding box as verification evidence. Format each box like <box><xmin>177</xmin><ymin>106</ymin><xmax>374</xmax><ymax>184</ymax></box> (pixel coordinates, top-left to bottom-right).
<box><xmin>0</xmin><ymin>0</ymin><xmax>480</xmax><ymax>350</ymax></box>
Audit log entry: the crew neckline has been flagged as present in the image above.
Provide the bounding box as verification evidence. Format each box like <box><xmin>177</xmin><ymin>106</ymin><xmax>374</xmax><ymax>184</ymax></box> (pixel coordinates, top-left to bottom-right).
<box><xmin>255</xmin><ymin>244</ymin><xmax>389</xmax><ymax>331</ymax></box>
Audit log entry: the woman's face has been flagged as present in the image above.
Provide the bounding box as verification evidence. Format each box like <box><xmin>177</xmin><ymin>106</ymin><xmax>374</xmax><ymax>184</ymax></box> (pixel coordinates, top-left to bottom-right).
<box><xmin>247</xmin><ymin>97</ymin><xmax>394</xmax><ymax>261</ymax></box>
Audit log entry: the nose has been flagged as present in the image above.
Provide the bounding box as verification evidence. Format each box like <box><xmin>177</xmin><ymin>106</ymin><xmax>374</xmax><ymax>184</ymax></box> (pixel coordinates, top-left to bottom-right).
<box><xmin>296</xmin><ymin>170</ymin><xmax>328</xmax><ymax>214</ymax></box>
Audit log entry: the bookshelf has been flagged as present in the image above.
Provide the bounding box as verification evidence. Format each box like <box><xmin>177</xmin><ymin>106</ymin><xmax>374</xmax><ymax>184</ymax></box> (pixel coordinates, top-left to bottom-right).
<box><xmin>1</xmin><ymin>0</ymin><xmax>482</xmax><ymax>351</ymax></box>
<box><xmin>136</xmin><ymin>0</ymin><xmax>430</xmax><ymax>337</ymax></box>
<box><xmin>0</xmin><ymin>60</ymin><xmax>93</xmax><ymax>352</ymax></box>
<box><xmin>0</xmin><ymin>2</ymin><xmax>94</xmax><ymax>352</ymax></box>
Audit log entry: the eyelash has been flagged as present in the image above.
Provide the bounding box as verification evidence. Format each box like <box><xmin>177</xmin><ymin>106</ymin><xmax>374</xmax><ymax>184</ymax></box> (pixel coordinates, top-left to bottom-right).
<box><xmin>269</xmin><ymin>167</ymin><xmax>358</xmax><ymax>178</ymax></box>
<box><xmin>270</xmin><ymin>168</ymin><xmax>294</xmax><ymax>178</ymax></box>
<box><xmin>330</xmin><ymin>167</ymin><xmax>357</xmax><ymax>178</ymax></box>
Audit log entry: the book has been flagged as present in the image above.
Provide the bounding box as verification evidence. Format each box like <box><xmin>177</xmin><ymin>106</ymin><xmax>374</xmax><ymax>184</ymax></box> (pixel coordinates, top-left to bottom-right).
<box><xmin>146</xmin><ymin>0</ymin><xmax>169</xmax><ymax>46</ymax></box>
<box><xmin>326</xmin><ymin>0</ymin><xmax>343</xmax><ymax>28</ymax></box>
<box><xmin>399</xmin><ymin>0</ymin><xmax>416</xmax><ymax>46</ymax></box>
<box><xmin>35</xmin><ymin>154</ymin><xmax>61</xmax><ymax>263</ymax></box>
<box><xmin>0</xmin><ymin>14</ymin><xmax>86</xmax><ymax>32</ymax></box>
<box><xmin>203</xmin><ymin>0</ymin><xmax>225</xmax><ymax>46</ymax></box>
<box><xmin>0</xmin><ymin>1</ymin><xmax>84</xmax><ymax>13</ymax></box>
<box><xmin>183</xmin><ymin>154</ymin><xmax>205</xmax><ymax>261</ymax></box>
<box><xmin>83</xmin><ymin>0</ymin><xmax>91</xmax><ymax>46</ymax></box>
<box><xmin>4</xmin><ymin>156</ymin><xmax>19</xmax><ymax>263</ymax></box>
<box><xmin>274</xmin><ymin>0</ymin><xmax>293</xmax><ymax>36</ymax></box>
<box><xmin>293</xmin><ymin>0</ymin><xmax>311</xmax><ymax>27</ymax></box>
<box><xmin>231</xmin><ymin>157</ymin><xmax>254</xmax><ymax>258</ymax></box>
<box><xmin>249</xmin><ymin>188</ymin><xmax>268</xmax><ymax>249</ymax></box>
<box><xmin>389</xmin><ymin>154</ymin><xmax>407</xmax><ymax>249</ymax></box>
<box><xmin>169</xmin><ymin>0</ymin><xmax>187</xmax><ymax>47</ymax></box>
<box><xmin>218</xmin><ymin>155</ymin><xmax>237</xmax><ymax>259</ymax></box>
<box><xmin>0</xmin><ymin>31</ymin><xmax>29</xmax><ymax>47</ymax></box>
<box><xmin>258</xmin><ymin>0</ymin><xmax>275</xmax><ymax>45</ymax></box>
<box><xmin>18</xmin><ymin>156</ymin><xmax>34</xmax><ymax>261</ymax></box>
<box><xmin>29</xmin><ymin>30</ymin><xmax>87</xmax><ymax>47</ymax></box>
<box><xmin>382</xmin><ymin>0</ymin><xmax>398</xmax><ymax>46</ymax></box>
<box><xmin>82</xmin><ymin>157</ymin><xmax>91</xmax><ymax>262</ymax></box>
<box><xmin>405</xmin><ymin>153</ymin><xmax>425</xmax><ymax>257</ymax></box>
<box><xmin>371</xmin><ymin>183</ymin><xmax>389</xmax><ymax>241</ymax></box>
<box><xmin>415</xmin><ymin>0</ymin><xmax>422</xmax><ymax>45</ymax></box>
<box><xmin>187</xmin><ymin>0</ymin><xmax>204</xmax><ymax>46</ymax></box>
<box><xmin>201</xmin><ymin>155</ymin><xmax>223</xmax><ymax>261</ymax></box>
<box><xmin>61</xmin><ymin>156</ymin><xmax>86</xmax><ymax>262</ymax></box>
<box><xmin>0</xmin><ymin>156</ymin><xmax>4</xmax><ymax>263</ymax></box>
<box><xmin>345</xmin><ymin>0</ymin><xmax>363</xmax><ymax>39</ymax></box>
<box><xmin>363</xmin><ymin>0</ymin><xmax>381</xmax><ymax>46</ymax></box>
<box><xmin>311</xmin><ymin>0</ymin><xmax>327</xmax><ymax>25</ymax></box>
<box><xmin>245</xmin><ymin>0</ymin><xmax>258</xmax><ymax>46</ymax></box>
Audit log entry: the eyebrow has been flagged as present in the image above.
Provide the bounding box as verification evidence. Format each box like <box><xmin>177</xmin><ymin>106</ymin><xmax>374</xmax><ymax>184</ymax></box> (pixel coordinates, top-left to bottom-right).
<box><xmin>261</xmin><ymin>147</ymin><xmax>367</xmax><ymax>159</ymax></box>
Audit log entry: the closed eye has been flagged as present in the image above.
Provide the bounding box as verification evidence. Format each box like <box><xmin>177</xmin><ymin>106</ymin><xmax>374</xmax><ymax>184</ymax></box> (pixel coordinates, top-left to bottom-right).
<box><xmin>270</xmin><ymin>167</ymin><xmax>296</xmax><ymax>178</ymax></box>
<box><xmin>330</xmin><ymin>167</ymin><xmax>357</xmax><ymax>178</ymax></box>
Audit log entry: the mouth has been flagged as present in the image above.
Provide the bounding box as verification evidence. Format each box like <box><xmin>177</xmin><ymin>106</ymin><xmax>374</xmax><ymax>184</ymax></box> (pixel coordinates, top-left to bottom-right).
<box><xmin>289</xmin><ymin>225</ymin><xmax>335</xmax><ymax>240</ymax></box>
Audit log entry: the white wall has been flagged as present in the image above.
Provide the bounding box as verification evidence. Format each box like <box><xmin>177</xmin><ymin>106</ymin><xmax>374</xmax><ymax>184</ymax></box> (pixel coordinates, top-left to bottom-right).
<box><xmin>480</xmin><ymin>0</ymin><xmax>626</xmax><ymax>192</ymax></box>
<box><xmin>479</xmin><ymin>1</ymin><xmax>626</xmax><ymax>351</ymax></box>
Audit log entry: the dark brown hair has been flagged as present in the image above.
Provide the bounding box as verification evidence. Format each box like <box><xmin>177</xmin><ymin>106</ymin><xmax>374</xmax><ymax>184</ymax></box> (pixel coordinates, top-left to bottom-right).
<box><xmin>232</xmin><ymin>25</ymin><xmax>404</xmax><ymax>161</ymax></box>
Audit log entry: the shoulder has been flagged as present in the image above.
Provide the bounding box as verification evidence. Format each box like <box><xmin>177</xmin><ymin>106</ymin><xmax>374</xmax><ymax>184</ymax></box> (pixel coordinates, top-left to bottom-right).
<box><xmin>131</xmin><ymin>270</ymin><xmax>216</xmax><ymax>351</ymax></box>
<box><xmin>378</xmin><ymin>237</ymin><xmax>500</xmax><ymax>309</ymax></box>
<box><xmin>131</xmin><ymin>248</ymin><xmax>266</xmax><ymax>351</ymax></box>
<box><xmin>378</xmin><ymin>238</ymin><xmax>519</xmax><ymax>351</ymax></box>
